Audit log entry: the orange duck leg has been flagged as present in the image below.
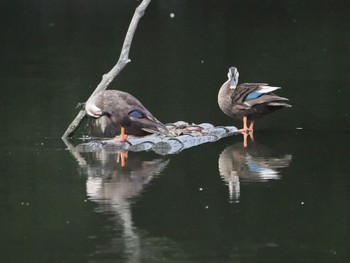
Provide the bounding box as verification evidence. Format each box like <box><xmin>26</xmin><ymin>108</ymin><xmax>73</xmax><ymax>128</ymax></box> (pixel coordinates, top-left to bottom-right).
<box><xmin>116</xmin><ymin>127</ymin><xmax>128</xmax><ymax>142</ymax></box>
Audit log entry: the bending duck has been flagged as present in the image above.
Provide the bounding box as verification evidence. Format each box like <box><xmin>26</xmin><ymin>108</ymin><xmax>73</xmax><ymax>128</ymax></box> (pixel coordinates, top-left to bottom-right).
<box><xmin>218</xmin><ymin>67</ymin><xmax>291</xmax><ymax>133</ymax></box>
<box><xmin>85</xmin><ymin>90</ymin><xmax>169</xmax><ymax>141</ymax></box>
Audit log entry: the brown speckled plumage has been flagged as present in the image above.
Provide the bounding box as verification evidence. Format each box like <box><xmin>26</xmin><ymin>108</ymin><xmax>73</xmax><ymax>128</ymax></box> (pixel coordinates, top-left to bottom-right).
<box><xmin>85</xmin><ymin>90</ymin><xmax>168</xmax><ymax>136</ymax></box>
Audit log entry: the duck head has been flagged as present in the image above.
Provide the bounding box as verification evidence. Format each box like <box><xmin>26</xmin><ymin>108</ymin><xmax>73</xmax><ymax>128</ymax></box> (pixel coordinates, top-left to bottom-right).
<box><xmin>85</xmin><ymin>102</ymin><xmax>110</xmax><ymax>118</ymax></box>
<box><xmin>227</xmin><ymin>67</ymin><xmax>239</xmax><ymax>89</ymax></box>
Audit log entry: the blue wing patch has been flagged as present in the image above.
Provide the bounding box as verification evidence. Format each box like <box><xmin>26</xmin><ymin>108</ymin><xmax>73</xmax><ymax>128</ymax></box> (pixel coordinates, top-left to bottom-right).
<box><xmin>128</xmin><ymin>110</ymin><xmax>144</xmax><ymax>119</ymax></box>
<box><xmin>247</xmin><ymin>159</ymin><xmax>263</xmax><ymax>173</ymax></box>
<box><xmin>245</xmin><ymin>92</ymin><xmax>263</xmax><ymax>101</ymax></box>
<box><xmin>245</xmin><ymin>86</ymin><xmax>281</xmax><ymax>101</ymax></box>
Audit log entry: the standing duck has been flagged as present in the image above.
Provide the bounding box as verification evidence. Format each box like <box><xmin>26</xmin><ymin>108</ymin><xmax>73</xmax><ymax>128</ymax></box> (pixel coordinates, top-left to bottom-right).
<box><xmin>218</xmin><ymin>67</ymin><xmax>291</xmax><ymax>133</ymax></box>
<box><xmin>85</xmin><ymin>90</ymin><xmax>169</xmax><ymax>141</ymax></box>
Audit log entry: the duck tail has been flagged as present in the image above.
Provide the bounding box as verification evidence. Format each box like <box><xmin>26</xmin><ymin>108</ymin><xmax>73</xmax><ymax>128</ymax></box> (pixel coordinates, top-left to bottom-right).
<box><xmin>142</xmin><ymin>125</ymin><xmax>170</xmax><ymax>135</ymax></box>
<box><xmin>268</xmin><ymin>101</ymin><xmax>292</xmax><ymax>107</ymax></box>
<box><xmin>130</xmin><ymin>117</ymin><xmax>170</xmax><ymax>135</ymax></box>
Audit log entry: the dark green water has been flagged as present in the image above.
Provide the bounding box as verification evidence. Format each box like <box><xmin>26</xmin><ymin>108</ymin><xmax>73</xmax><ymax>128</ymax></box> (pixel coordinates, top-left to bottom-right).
<box><xmin>1</xmin><ymin>0</ymin><xmax>349</xmax><ymax>262</ymax></box>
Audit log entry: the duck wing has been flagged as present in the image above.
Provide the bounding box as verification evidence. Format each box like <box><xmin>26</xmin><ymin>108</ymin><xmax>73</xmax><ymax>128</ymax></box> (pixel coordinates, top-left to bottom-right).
<box><xmin>118</xmin><ymin>91</ymin><xmax>169</xmax><ymax>135</ymax></box>
<box><xmin>127</xmin><ymin>108</ymin><xmax>169</xmax><ymax>135</ymax></box>
<box><xmin>231</xmin><ymin>83</ymin><xmax>291</xmax><ymax>109</ymax></box>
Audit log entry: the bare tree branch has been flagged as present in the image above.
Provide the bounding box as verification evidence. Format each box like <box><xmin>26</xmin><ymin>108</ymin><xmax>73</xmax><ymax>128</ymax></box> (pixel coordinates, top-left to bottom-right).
<box><xmin>62</xmin><ymin>0</ymin><xmax>152</xmax><ymax>139</ymax></box>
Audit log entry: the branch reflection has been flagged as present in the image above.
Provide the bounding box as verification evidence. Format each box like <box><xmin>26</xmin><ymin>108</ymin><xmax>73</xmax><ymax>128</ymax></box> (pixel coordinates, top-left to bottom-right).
<box><xmin>218</xmin><ymin>141</ymin><xmax>292</xmax><ymax>202</ymax></box>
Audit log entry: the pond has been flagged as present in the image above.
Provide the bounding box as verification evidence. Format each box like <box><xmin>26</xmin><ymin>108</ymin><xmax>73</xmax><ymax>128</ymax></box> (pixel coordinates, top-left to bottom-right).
<box><xmin>0</xmin><ymin>0</ymin><xmax>349</xmax><ymax>262</ymax></box>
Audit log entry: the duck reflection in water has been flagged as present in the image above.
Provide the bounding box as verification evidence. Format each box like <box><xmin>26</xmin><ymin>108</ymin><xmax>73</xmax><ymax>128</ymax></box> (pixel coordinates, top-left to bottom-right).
<box><xmin>116</xmin><ymin>150</ymin><xmax>128</xmax><ymax>168</ymax></box>
<box><xmin>78</xmin><ymin>151</ymin><xmax>169</xmax><ymax>260</ymax></box>
<box><xmin>218</xmin><ymin>140</ymin><xmax>292</xmax><ymax>202</ymax></box>
<box><xmin>81</xmin><ymin>151</ymin><xmax>169</xmax><ymax>207</ymax></box>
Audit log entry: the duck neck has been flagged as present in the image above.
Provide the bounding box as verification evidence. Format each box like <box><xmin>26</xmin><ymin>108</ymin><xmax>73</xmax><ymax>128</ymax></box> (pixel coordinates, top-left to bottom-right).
<box><xmin>218</xmin><ymin>80</ymin><xmax>233</xmax><ymax>114</ymax></box>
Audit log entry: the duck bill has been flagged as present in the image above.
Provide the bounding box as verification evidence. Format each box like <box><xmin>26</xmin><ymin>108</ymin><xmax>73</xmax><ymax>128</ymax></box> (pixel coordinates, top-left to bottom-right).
<box><xmin>229</xmin><ymin>67</ymin><xmax>239</xmax><ymax>89</ymax></box>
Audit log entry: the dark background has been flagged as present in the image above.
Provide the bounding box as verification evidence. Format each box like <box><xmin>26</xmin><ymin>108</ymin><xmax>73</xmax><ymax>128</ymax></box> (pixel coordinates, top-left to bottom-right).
<box><xmin>0</xmin><ymin>0</ymin><xmax>349</xmax><ymax>262</ymax></box>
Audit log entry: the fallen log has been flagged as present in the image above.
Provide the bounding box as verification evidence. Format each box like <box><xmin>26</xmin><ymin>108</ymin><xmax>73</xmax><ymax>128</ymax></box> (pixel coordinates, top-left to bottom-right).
<box><xmin>76</xmin><ymin>122</ymin><xmax>238</xmax><ymax>155</ymax></box>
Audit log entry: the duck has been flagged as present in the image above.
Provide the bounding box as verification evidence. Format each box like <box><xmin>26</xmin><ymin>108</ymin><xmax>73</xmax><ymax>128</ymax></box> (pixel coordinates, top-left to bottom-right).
<box><xmin>85</xmin><ymin>90</ymin><xmax>169</xmax><ymax>141</ymax></box>
<box><xmin>218</xmin><ymin>67</ymin><xmax>291</xmax><ymax>133</ymax></box>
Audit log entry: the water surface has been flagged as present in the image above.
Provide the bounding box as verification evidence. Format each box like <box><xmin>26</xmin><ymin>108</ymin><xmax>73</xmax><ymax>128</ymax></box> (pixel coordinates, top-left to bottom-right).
<box><xmin>0</xmin><ymin>0</ymin><xmax>349</xmax><ymax>262</ymax></box>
